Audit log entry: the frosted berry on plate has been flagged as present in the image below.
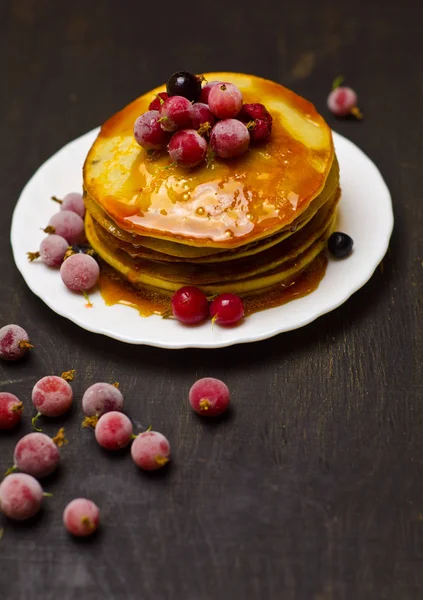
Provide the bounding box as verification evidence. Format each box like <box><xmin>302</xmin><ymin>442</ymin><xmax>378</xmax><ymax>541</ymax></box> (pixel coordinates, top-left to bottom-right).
<box><xmin>27</xmin><ymin>234</ymin><xmax>69</xmax><ymax>267</ymax></box>
<box><xmin>46</xmin><ymin>210</ymin><xmax>85</xmax><ymax>245</ymax></box>
<box><xmin>134</xmin><ymin>110</ymin><xmax>170</xmax><ymax>150</ymax></box>
<box><xmin>199</xmin><ymin>80</ymin><xmax>221</xmax><ymax>104</ymax></box>
<box><xmin>159</xmin><ymin>96</ymin><xmax>193</xmax><ymax>132</ymax></box>
<box><xmin>168</xmin><ymin>130</ymin><xmax>208</xmax><ymax>168</ymax></box>
<box><xmin>208</xmin><ymin>83</ymin><xmax>243</xmax><ymax>119</ymax></box>
<box><xmin>60</xmin><ymin>253</ymin><xmax>100</xmax><ymax>292</ymax></box>
<box><xmin>210</xmin><ymin>119</ymin><xmax>250</xmax><ymax>159</ymax></box>
<box><xmin>190</xmin><ymin>103</ymin><xmax>216</xmax><ymax>131</ymax></box>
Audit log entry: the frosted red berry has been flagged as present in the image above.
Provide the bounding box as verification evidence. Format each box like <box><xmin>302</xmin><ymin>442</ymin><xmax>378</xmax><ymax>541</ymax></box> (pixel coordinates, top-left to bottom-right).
<box><xmin>61</xmin><ymin>192</ymin><xmax>86</xmax><ymax>219</ymax></box>
<box><xmin>0</xmin><ymin>393</ymin><xmax>23</xmax><ymax>430</ymax></box>
<box><xmin>327</xmin><ymin>87</ymin><xmax>358</xmax><ymax>117</ymax></box>
<box><xmin>95</xmin><ymin>411</ymin><xmax>133</xmax><ymax>450</ymax></box>
<box><xmin>134</xmin><ymin>110</ymin><xmax>170</xmax><ymax>150</ymax></box>
<box><xmin>208</xmin><ymin>83</ymin><xmax>243</xmax><ymax>119</ymax></box>
<box><xmin>148</xmin><ymin>92</ymin><xmax>169</xmax><ymax>111</ymax></box>
<box><xmin>210</xmin><ymin>293</ymin><xmax>244</xmax><ymax>325</ymax></box>
<box><xmin>199</xmin><ymin>81</ymin><xmax>221</xmax><ymax>104</ymax></box>
<box><xmin>168</xmin><ymin>130</ymin><xmax>207</xmax><ymax>168</ymax></box>
<box><xmin>210</xmin><ymin>119</ymin><xmax>250</xmax><ymax>159</ymax></box>
<box><xmin>82</xmin><ymin>382</ymin><xmax>124</xmax><ymax>417</ymax></box>
<box><xmin>32</xmin><ymin>375</ymin><xmax>73</xmax><ymax>417</ymax></box>
<box><xmin>13</xmin><ymin>432</ymin><xmax>60</xmax><ymax>478</ymax></box>
<box><xmin>60</xmin><ymin>253</ymin><xmax>100</xmax><ymax>292</ymax></box>
<box><xmin>191</xmin><ymin>103</ymin><xmax>216</xmax><ymax>130</ymax></box>
<box><xmin>63</xmin><ymin>498</ymin><xmax>100</xmax><ymax>537</ymax></box>
<box><xmin>0</xmin><ymin>473</ymin><xmax>44</xmax><ymax>521</ymax></box>
<box><xmin>0</xmin><ymin>324</ymin><xmax>32</xmax><ymax>361</ymax></box>
<box><xmin>131</xmin><ymin>430</ymin><xmax>170</xmax><ymax>471</ymax></box>
<box><xmin>38</xmin><ymin>235</ymin><xmax>69</xmax><ymax>267</ymax></box>
<box><xmin>171</xmin><ymin>286</ymin><xmax>209</xmax><ymax>324</ymax></box>
<box><xmin>160</xmin><ymin>96</ymin><xmax>192</xmax><ymax>132</ymax></box>
<box><xmin>189</xmin><ymin>377</ymin><xmax>230</xmax><ymax>417</ymax></box>
<box><xmin>47</xmin><ymin>210</ymin><xmax>85</xmax><ymax>245</ymax></box>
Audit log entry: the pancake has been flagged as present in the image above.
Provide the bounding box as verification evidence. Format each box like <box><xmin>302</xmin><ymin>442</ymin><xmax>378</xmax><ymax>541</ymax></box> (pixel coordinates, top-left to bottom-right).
<box><xmin>83</xmin><ymin>73</ymin><xmax>340</xmax><ymax>310</ymax></box>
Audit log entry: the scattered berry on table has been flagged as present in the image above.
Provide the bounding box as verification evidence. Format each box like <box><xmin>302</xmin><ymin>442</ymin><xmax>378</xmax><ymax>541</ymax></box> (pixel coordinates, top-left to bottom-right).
<box><xmin>210</xmin><ymin>119</ymin><xmax>250</xmax><ymax>159</ymax></box>
<box><xmin>94</xmin><ymin>411</ymin><xmax>134</xmax><ymax>451</ymax></box>
<box><xmin>171</xmin><ymin>286</ymin><xmax>209</xmax><ymax>324</ymax></box>
<box><xmin>60</xmin><ymin>192</ymin><xmax>86</xmax><ymax>219</ymax></box>
<box><xmin>27</xmin><ymin>234</ymin><xmax>69</xmax><ymax>267</ymax></box>
<box><xmin>166</xmin><ymin>71</ymin><xmax>202</xmax><ymax>102</ymax></box>
<box><xmin>131</xmin><ymin>430</ymin><xmax>170</xmax><ymax>470</ymax></box>
<box><xmin>190</xmin><ymin>103</ymin><xmax>216</xmax><ymax>131</ymax></box>
<box><xmin>327</xmin><ymin>78</ymin><xmax>362</xmax><ymax>118</ymax></box>
<box><xmin>210</xmin><ymin>293</ymin><xmax>245</xmax><ymax>325</ymax></box>
<box><xmin>11</xmin><ymin>432</ymin><xmax>62</xmax><ymax>478</ymax></box>
<box><xmin>159</xmin><ymin>96</ymin><xmax>192</xmax><ymax>132</ymax></box>
<box><xmin>208</xmin><ymin>83</ymin><xmax>243</xmax><ymax>119</ymax></box>
<box><xmin>31</xmin><ymin>375</ymin><xmax>73</xmax><ymax>430</ymax></box>
<box><xmin>45</xmin><ymin>210</ymin><xmax>85</xmax><ymax>245</ymax></box>
<box><xmin>60</xmin><ymin>253</ymin><xmax>100</xmax><ymax>292</ymax></box>
<box><xmin>63</xmin><ymin>498</ymin><xmax>100</xmax><ymax>537</ymax></box>
<box><xmin>189</xmin><ymin>377</ymin><xmax>230</xmax><ymax>417</ymax></box>
<box><xmin>148</xmin><ymin>92</ymin><xmax>169</xmax><ymax>111</ymax></box>
<box><xmin>0</xmin><ymin>324</ymin><xmax>33</xmax><ymax>361</ymax></box>
<box><xmin>134</xmin><ymin>110</ymin><xmax>170</xmax><ymax>150</ymax></box>
<box><xmin>0</xmin><ymin>473</ymin><xmax>44</xmax><ymax>521</ymax></box>
<box><xmin>168</xmin><ymin>130</ymin><xmax>207</xmax><ymax>168</ymax></box>
<box><xmin>0</xmin><ymin>393</ymin><xmax>23</xmax><ymax>430</ymax></box>
<box><xmin>199</xmin><ymin>80</ymin><xmax>221</xmax><ymax>104</ymax></box>
<box><xmin>82</xmin><ymin>382</ymin><xmax>124</xmax><ymax>417</ymax></box>
<box><xmin>327</xmin><ymin>232</ymin><xmax>354</xmax><ymax>258</ymax></box>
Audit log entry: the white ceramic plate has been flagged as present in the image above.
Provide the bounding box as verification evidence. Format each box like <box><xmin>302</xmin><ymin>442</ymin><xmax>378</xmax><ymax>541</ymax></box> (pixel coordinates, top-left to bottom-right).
<box><xmin>11</xmin><ymin>128</ymin><xmax>393</xmax><ymax>349</ymax></box>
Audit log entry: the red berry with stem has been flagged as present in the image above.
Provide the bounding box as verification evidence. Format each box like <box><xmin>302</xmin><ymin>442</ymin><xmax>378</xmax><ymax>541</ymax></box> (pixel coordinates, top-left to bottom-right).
<box><xmin>199</xmin><ymin>80</ymin><xmax>221</xmax><ymax>104</ymax></box>
<box><xmin>208</xmin><ymin>83</ymin><xmax>243</xmax><ymax>119</ymax></box>
<box><xmin>60</xmin><ymin>253</ymin><xmax>100</xmax><ymax>292</ymax></box>
<box><xmin>0</xmin><ymin>473</ymin><xmax>44</xmax><ymax>521</ymax></box>
<box><xmin>171</xmin><ymin>286</ymin><xmax>209</xmax><ymax>324</ymax></box>
<box><xmin>63</xmin><ymin>498</ymin><xmax>100</xmax><ymax>537</ymax></box>
<box><xmin>39</xmin><ymin>235</ymin><xmax>69</xmax><ymax>266</ymax></box>
<box><xmin>168</xmin><ymin>130</ymin><xmax>207</xmax><ymax>168</ymax></box>
<box><xmin>0</xmin><ymin>324</ymin><xmax>33</xmax><ymax>361</ymax></box>
<box><xmin>210</xmin><ymin>293</ymin><xmax>244</xmax><ymax>325</ymax></box>
<box><xmin>327</xmin><ymin>86</ymin><xmax>362</xmax><ymax>118</ymax></box>
<box><xmin>61</xmin><ymin>192</ymin><xmax>86</xmax><ymax>219</ymax></box>
<box><xmin>134</xmin><ymin>110</ymin><xmax>170</xmax><ymax>150</ymax></box>
<box><xmin>248</xmin><ymin>118</ymin><xmax>272</xmax><ymax>143</ymax></box>
<box><xmin>160</xmin><ymin>96</ymin><xmax>192</xmax><ymax>132</ymax></box>
<box><xmin>210</xmin><ymin>119</ymin><xmax>250</xmax><ymax>159</ymax></box>
<box><xmin>82</xmin><ymin>382</ymin><xmax>124</xmax><ymax>417</ymax></box>
<box><xmin>148</xmin><ymin>92</ymin><xmax>169</xmax><ymax>111</ymax></box>
<box><xmin>94</xmin><ymin>411</ymin><xmax>133</xmax><ymax>451</ymax></box>
<box><xmin>238</xmin><ymin>102</ymin><xmax>273</xmax><ymax>125</ymax></box>
<box><xmin>189</xmin><ymin>377</ymin><xmax>230</xmax><ymax>417</ymax></box>
<box><xmin>31</xmin><ymin>376</ymin><xmax>73</xmax><ymax>431</ymax></box>
<box><xmin>0</xmin><ymin>393</ymin><xmax>23</xmax><ymax>430</ymax></box>
<box><xmin>12</xmin><ymin>431</ymin><xmax>63</xmax><ymax>478</ymax></box>
<box><xmin>46</xmin><ymin>210</ymin><xmax>85</xmax><ymax>245</ymax></box>
<box><xmin>191</xmin><ymin>103</ymin><xmax>216</xmax><ymax>131</ymax></box>
<box><xmin>131</xmin><ymin>430</ymin><xmax>170</xmax><ymax>471</ymax></box>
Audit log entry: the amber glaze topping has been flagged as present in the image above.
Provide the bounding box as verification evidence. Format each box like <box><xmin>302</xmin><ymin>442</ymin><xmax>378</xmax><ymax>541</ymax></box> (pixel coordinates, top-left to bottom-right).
<box><xmin>84</xmin><ymin>73</ymin><xmax>334</xmax><ymax>248</ymax></box>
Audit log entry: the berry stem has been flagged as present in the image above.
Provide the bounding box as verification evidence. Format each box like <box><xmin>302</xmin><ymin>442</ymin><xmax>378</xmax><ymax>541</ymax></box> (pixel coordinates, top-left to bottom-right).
<box><xmin>112</xmin><ymin>382</ymin><xmax>119</xmax><ymax>388</ymax></box>
<box><xmin>155</xmin><ymin>456</ymin><xmax>169</xmax><ymax>467</ymax></box>
<box><xmin>350</xmin><ymin>106</ymin><xmax>363</xmax><ymax>119</ymax></box>
<box><xmin>83</xmin><ymin>292</ymin><xmax>93</xmax><ymax>308</ymax></box>
<box><xmin>32</xmin><ymin>412</ymin><xmax>42</xmax><ymax>432</ymax></box>
<box><xmin>18</xmin><ymin>340</ymin><xmax>34</xmax><ymax>350</ymax></box>
<box><xmin>61</xmin><ymin>369</ymin><xmax>76</xmax><ymax>382</ymax></box>
<box><xmin>4</xmin><ymin>465</ymin><xmax>17</xmax><ymax>477</ymax></box>
<box><xmin>43</xmin><ymin>492</ymin><xmax>53</xmax><ymax>497</ymax></box>
<box><xmin>52</xmin><ymin>428</ymin><xmax>68</xmax><ymax>448</ymax></box>
<box><xmin>199</xmin><ymin>398</ymin><xmax>211</xmax><ymax>411</ymax></box>
<box><xmin>332</xmin><ymin>75</ymin><xmax>344</xmax><ymax>90</ymax></box>
<box><xmin>11</xmin><ymin>402</ymin><xmax>23</xmax><ymax>414</ymax></box>
<box><xmin>82</xmin><ymin>415</ymin><xmax>99</xmax><ymax>429</ymax></box>
<box><xmin>43</xmin><ymin>226</ymin><xmax>56</xmax><ymax>234</ymax></box>
<box><xmin>51</xmin><ymin>196</ymin><xmax>63</xmax><ymax>204</ymax></box>
<box><xmin>27</xmin><ymin>251</ymin><xmax>40</xmax><ymax>262</ymax></box>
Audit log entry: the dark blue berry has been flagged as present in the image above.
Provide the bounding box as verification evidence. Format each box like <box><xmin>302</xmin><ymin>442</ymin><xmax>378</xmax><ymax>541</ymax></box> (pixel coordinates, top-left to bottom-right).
<box><xmin>328</xmin><ymin>232</ymin><xmax>354</xmax><ymax>258</ymax></box>
<box><xmin>166</xmin><ymin>72</ymin><xmax>201</xmax><ymax>102</ymax></box>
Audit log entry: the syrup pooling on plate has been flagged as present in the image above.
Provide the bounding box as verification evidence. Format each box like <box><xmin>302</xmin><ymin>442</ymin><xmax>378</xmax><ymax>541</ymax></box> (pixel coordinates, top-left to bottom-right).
<box><xmin>84</xmin><ymin>73</ymin><xmax>333</xmax><ymax>247</ymax></box>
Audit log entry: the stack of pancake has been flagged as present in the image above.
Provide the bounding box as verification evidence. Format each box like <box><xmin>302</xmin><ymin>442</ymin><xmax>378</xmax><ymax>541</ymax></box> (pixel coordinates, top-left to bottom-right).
<box><xmin>83</xmin><ymin>73</ymin><xmax>340</xmax><ymax>298</ymax></box>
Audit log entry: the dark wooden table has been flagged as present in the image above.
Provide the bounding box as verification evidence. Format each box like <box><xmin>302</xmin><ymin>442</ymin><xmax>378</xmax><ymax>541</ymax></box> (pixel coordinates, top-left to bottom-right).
<box><xmin>1</xmin><ymin>1</ymin><xmax>422</xmax><ymax>598</ymax></box>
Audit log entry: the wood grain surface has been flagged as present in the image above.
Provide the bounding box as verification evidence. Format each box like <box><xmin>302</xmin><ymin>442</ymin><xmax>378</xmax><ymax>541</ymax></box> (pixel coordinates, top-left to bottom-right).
<box><xmin>1</xmin><ymin>1</ymin><xmax>422</xmax><ymax>598</ymax></box>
